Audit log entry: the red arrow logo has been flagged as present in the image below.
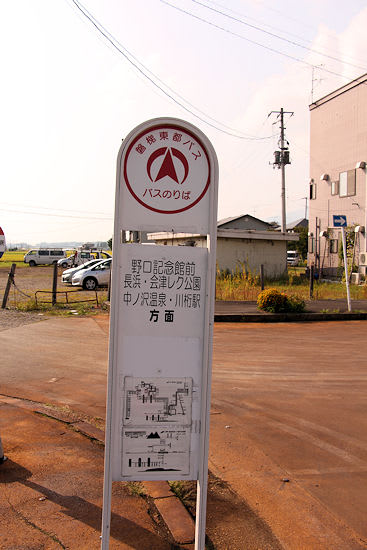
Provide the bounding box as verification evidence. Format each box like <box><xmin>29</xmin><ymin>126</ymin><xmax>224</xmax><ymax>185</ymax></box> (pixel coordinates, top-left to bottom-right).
<box><xmin>147</xmin><ymin>147</ymin><xmax>189</xmax><ymax>184</ymax></box>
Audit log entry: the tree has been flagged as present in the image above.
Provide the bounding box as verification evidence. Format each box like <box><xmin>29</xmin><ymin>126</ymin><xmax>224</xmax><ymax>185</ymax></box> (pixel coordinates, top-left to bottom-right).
<box><xmin>338</xmin><ymin>224</ymin><xmax>357</xmax><ymax>272</ymax></box>
<box><xmin>107</xmin><ymin>237</ymin><xmax>112</xmax><ymax>250</ymax></box>
<box><xmin>288</xmin><ymin>226</ymin><xmax>308</xmax><ymax>260</ymax></box>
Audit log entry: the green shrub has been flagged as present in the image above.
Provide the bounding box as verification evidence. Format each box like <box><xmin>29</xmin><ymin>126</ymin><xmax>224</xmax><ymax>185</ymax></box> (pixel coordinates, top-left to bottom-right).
<box><xmin>257</xmin><ymin>288</ymin><xmax>305</xmax><ymax>313</ymax></box>
<box><xmin>257</xmin><ymin>288</ymin><xmax>288</xmax><ymax>312</ymax></box>
<box><xmin>289</xmin><ymin>273</ymin><xmax>307</xmax><ymax>285</ymax></box>
<box><xmin>286</xmin><ymin>295</ymin><xmax>306</xmax><ymax>312</ymax></box>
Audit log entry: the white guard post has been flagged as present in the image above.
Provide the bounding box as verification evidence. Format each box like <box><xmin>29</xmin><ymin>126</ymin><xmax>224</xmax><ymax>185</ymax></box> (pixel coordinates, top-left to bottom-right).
<box><xmin>0</xmin><ymin>227</ymin><xmax>6</xmax><ymax>259</ymax></box>
<box><xmin>101</xmin><ymin>118</ymin><xmax>218</xmax><ymax>549</ymax></box>
<box><xmin>341</xmin><ymin>227</ymin><xmax>352</xmax><ymax>311</ymax></box>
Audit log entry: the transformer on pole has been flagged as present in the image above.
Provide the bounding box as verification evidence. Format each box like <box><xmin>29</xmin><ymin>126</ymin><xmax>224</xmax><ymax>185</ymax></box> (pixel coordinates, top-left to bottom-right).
<box><xmin>269</xmin><ymin>108</ymin><xmax>294</xmax><ymax>233</ymax></box>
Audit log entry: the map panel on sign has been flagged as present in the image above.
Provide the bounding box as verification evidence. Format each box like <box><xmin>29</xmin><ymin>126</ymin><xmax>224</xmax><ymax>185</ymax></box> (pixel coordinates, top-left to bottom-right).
<box><xmin>121</xmin><ymin>426</ymin><xmax>190</xmax><ymax>476</ymax></box>
<box><xmin>123</xmin><ymin>377</ymin><xmax>192</xmax><ymax>426</ymax></box>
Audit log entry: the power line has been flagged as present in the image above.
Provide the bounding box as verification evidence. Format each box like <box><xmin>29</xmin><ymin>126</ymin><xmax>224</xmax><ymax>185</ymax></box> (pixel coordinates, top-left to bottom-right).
<box><xmin>203</xmin><ymin>0</ymin><xmax>319</xmax><ymax>46</ymax></box>
<box><xmin>1</xmin><ymin>202</ymin><xmax>112</xmax><ymax>216</ymax></box>
<box><xmin>0</xmin><ymin>207</ymin><xmax>112</xmax><ymax>221</ymax></box>
<box><xmin>67</xmin><ymin>0</ymin><xmax>272</xmax><ymax>140</ymax></box>
<box><xmin>191</xmin><ymin>0</ymin><xmax>367</xmax><ymax>72</ymax></box>
<box><xmin>160</xmin><ymin>0</ymin><xmax>358</xmax><ymax>82</ymax></box>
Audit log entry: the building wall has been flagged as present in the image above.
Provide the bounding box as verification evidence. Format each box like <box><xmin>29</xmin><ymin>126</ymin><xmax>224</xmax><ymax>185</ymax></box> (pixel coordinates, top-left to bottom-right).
<box><xmin>152</xmin><ymin>236</ymin><xmax>287</xmax><ymax>277</ymax></box>
<box><xmin>216</xmin><ymin>238</ymin><xmax>286</xmax><ymax>276</ymax></box>
<box><xmin>309</xmin><ymin>76</ymin><xmax>367</xmax><ymax>276</ymax></box>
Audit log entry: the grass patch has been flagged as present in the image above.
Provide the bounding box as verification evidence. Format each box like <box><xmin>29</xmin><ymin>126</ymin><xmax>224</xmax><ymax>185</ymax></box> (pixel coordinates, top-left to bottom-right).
<box><xmin>168</xmin><ymin>480</ymin><xmax>196</xmax><ymax>510</ymax></box>
<box><xmin>0</xmin><ymin>250</ymin><xmax>28</xmax><ymax>267</ymax></box>
<box><xmin>126</xmin><ymin>482</ymin><xmax>146</xmax><ymax>497</ymax></box>
<box><xmin>14</xmin><ymin>297</ymin><xmax>107</xmax><ymax>316</ymax></box>
<box><xmin>216</xmin><ymin>268</ymin><xmax>367</xmax><ymax>302</ymax></box>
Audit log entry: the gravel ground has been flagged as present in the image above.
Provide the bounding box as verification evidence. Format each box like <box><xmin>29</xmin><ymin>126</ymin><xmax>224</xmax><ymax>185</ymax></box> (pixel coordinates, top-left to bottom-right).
<box><xmin>0</xmin><ymin>309</ymin><xmax>47</xmax><ymax>332</ymax></box>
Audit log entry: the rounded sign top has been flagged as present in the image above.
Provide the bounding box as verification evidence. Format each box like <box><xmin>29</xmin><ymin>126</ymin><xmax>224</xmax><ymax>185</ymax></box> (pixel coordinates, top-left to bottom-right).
<box><xmin>123</xmin><ymin>123</ymin><xmax>211</xmax><ymax>214</ymax></box>
<box><xmin>0</xmin><ymin>227</ymin><xmax>5</xmax><ymax>259</ymax></box>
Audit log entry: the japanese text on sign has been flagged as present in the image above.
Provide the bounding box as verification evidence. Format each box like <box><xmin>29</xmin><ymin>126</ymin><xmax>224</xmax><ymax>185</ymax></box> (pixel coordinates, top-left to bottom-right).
<box><xmin>121</xmin><ymin>256</ymin><xmax>203</xmax><ymax>324</ymax></box>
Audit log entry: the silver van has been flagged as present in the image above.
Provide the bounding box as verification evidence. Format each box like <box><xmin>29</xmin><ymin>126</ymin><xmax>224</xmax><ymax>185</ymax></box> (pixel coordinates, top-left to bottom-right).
<box><xmin>287</xmin><ymin>250</ymin><xmax>300</xmax><ymax>266</ymax></box>
<box><xmin>24</xmin><ymin>248</ymin><xmax>67</xmax><ymax>266</ymax></box>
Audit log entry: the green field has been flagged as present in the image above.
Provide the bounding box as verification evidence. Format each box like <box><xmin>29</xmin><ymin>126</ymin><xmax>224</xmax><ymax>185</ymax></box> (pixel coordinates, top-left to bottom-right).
<box><xmin>0</xmin><ymin>250</ymin><xmax>27</xmax><ymax>267</ymax></box>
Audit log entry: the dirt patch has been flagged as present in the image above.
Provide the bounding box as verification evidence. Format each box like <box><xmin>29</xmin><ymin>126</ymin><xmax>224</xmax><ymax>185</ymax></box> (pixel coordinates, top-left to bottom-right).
<box><xmin>0</xmin><ymin>402</ymin><xmax>174</xmax><ymax>550</ymax></box>
<box><xmin>0</xmin><ymin>266</ymin><xmax>107</xmax><ymax>308</ymax></box>
<box><xmin>0</xmin><ymin>265</ymin><xmax>55</xmax><ymax>294</ymax></box>
<box><xmin>0</xmin><ymin>309</ymin><xmax>47</xmax><ymax>331</ymax></box>
<box><xmin>171</xmin><ymin>472</ymin><xmax>283</xmax><ymax>550</ymax></box>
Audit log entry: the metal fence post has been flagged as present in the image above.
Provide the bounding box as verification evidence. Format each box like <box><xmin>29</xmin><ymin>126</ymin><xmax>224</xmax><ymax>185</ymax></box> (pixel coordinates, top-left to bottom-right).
<box><xmin>2</xmin><ymin>263</ymin><xmax>16</xmax><ymax>309</ymax></box>
<box><xmin>52</xmin><ymin>262</ymin><xmax>58</xmax><ymax>306</ymax></box>
<box><xmin>309</xmin><ymin>264</ymin><xmax>314</xmax><ymax>299</ymax></box>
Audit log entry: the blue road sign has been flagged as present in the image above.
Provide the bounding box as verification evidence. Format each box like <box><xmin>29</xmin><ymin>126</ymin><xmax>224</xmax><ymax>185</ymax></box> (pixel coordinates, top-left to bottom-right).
<box><xmin>333</xmin><ymin>215</ymin><xmax>347</xmax><ymax>227</ymax></box>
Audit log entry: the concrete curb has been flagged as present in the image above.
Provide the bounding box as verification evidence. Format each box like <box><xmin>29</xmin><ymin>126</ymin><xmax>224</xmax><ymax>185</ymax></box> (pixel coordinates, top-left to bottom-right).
<box><xmin>215</xmin><ymin>311</ymin><xmax>367</xmax><ymax>323</ymax></box>
<box><xmin>0</xmin><ymin>394</ymin><xmax>194</xmax><ymax>547</ymax></box>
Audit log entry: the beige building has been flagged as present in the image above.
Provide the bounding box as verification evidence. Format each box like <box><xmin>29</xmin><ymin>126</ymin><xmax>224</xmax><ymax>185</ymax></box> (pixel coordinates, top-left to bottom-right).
<box><xmin>149</xmin><ymin>215</ymin><xmax>298</xmax><ymax>278</ymax></box>
<box><xmin>309</xmin><ymin>73</ymin><xmax>367</xmax><ymax>277</ymax></box>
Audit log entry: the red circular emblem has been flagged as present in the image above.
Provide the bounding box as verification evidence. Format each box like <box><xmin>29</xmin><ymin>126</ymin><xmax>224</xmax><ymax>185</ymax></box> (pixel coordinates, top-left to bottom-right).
<box><xmin>123</xmin><ymin>124</ymin><xmax>210</xmax><ymax>214</ymax></box>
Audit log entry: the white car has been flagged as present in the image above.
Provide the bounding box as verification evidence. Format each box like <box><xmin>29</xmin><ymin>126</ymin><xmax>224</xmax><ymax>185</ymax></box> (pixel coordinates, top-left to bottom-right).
<box><xmin>71</xmin><ymin>258</ymin><xmax>112</xmax><ymax>290</ymax></box>
<box><xmin>61</xmin><ymin>259</ymin><xmax>104</xmax><ymax>284</ymax></box>
<box><xmin>24</xmin><ymin>248</ymin><xmax>67</xmax><ymax>266</ymax></box>
<box><xmin>58</xmin><ymin>250</ymin><xmax>111</xmax><ymax>268</ymax></box>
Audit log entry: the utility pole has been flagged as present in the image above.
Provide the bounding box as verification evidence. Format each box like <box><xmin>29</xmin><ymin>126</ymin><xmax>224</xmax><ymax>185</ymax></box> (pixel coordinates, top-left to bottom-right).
<box><xmin>303</xmin><ymin>196</ymin><xmax>308</xmax><ymax>219</ymax></box>
<box><xmin>269</xmin><ymin>108</ymin><xmax>294</xmax><ymax>233</ymax></box>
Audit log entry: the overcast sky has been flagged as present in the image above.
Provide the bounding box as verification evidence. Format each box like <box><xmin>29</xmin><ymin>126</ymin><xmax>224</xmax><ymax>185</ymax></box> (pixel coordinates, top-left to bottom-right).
<box><xmin>2</xmin><ymin>0</ymin><xmax>367</xmax><ymax>245</ymax></box>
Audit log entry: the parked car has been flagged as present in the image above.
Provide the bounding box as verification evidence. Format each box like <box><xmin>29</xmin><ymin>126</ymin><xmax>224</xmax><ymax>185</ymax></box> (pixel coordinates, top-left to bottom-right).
<box><xmin>61</xmin><ymin>259</ymin><xmax>105</xmax><ymax>284</ymax></box>
<box><xmin>24</xmin><ymin>248</ymin><xmax>67</xmax><ymax>266</ymax></box>
<box><xmin>57</xmin><ymin>250</ymin><xmax>111</xmax><ymax>268</ymax></box>
<box><xmin>71</xmin><ymin>258</ymin><xmax>112</xmax><ymax>290</ymax></box>
<box><xmin>287</xmin><ymin>250</ymin><xmax>300</xmax><ymax>266</ymax></box>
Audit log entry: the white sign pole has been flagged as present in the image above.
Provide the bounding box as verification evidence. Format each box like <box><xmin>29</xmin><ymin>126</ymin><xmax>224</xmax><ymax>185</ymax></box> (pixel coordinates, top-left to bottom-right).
<box><xmin>195</xmin><ymin>191</ymin><xmax>218</xmax><ymax>549</ymax></box>
<box><xmin>101</xmin><ymin>146</ymin><xmax>126</xmax><ymax>548</ymax></box>
<box><xmin>101</xmin><ymin>118</ymin><xmax>218</xmax><ymax>550</ymax></box>
<box><xmin>341</xmin><ymin>226</ymin><xmax>352</xmax><ymax>312</ymax></box>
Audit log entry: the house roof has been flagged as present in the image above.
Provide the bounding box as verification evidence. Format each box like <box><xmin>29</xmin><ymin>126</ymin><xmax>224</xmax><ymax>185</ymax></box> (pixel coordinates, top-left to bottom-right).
<box><xmin>217</xmin><ymin>214</ymin><xmax>271</xmax><ymax>228</ymax></box>
<box><xmin>309</xmin><ymin>73</ymin><xmax>367</xmax><ymax>110</ymax></box>
<box><xmin>286</xmin><ymin>218</ymin><xmax>308</xmax><ymax>230</ymax></box>
<box><xmin>148</xmin><ymin>230</ymin><xmax>298</xmax><ymax>242</ymax></box>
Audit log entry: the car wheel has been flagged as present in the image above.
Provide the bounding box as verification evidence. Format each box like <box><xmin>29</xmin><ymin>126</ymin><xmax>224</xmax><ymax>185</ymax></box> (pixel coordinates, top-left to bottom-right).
<box><xmin>83</xmin><ymin>277</ymin><xmax>97</xmax><ymax>290</ymax></box>
<box><xmin>60</xmin><ymin>261</ymin><xmax>68</xmax><ymax>268</ymax></box>
<box><xmin>29</xmin><ymin>260</ymin><xmax>36</xmax><ymax>267</ymax></box>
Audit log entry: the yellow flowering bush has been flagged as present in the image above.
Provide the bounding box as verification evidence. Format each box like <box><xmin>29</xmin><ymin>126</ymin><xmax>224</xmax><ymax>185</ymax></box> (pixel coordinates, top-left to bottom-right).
<box><xmin>257</xmin><ymin>288</ymin><xmax>305</xmax><ymax>313</ymax></box>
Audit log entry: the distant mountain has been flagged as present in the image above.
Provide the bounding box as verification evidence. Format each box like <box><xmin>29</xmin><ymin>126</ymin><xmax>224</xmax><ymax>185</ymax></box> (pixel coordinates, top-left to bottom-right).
<box><xmin>8</xmin><ymin>241</ymin><xmax>111</xmax><ymax>250</ymax></box>
<box><xmin>37</xmin><ymin>242</ymin><xmax>84</xmax><ymax>248</ymax></box>
<box><xmin>36</xmin><ymin>241</ymin><xmax>110</xmax><ymax>249</ymax></box>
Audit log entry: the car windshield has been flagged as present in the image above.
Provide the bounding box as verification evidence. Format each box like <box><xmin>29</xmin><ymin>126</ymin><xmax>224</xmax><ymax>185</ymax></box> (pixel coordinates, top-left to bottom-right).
<box><xmin>76</xmin><ymin>260</ymin><xmax>100</xmax><ymax>270</ymax></box>
<box><xmin>92</xmin><ymin>260</ymin><xmax>111</xmax><ymax>271</ymax></box>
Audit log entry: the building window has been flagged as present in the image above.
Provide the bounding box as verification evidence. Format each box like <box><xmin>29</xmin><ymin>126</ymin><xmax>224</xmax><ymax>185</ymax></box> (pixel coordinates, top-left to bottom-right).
<box><xmin>331</xmin><ymin>181</ymin><xmax>339</xmax><ymax>195</ymax></box>
<box><xmin>310</xmin><ymin>182</ymin><xmax>316</xmax><ymax>200</ymax></box>
<box><xmin>339</xmin><ymin>169</ymin><xmax>356</xmax><ymax>197</ymax></box>
<box><xmin>329</xmin><ymin>239</ymin><xmax>338</xmax><ymax>253</ymax></box>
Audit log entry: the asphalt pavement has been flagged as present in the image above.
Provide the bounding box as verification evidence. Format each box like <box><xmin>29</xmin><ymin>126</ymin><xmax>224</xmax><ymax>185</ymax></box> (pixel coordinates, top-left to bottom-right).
<box><xmin>1</xmin><ymin>303</ymin><xmax>367</xmax><ymax>549</ymax></box>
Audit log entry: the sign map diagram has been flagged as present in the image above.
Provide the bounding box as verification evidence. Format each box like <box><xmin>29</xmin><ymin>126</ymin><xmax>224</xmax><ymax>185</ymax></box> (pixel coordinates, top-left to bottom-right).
<box><xmin>121</xmin><ymin>377</ymin><xmax>193</xmax><ymax>476</ymax></box>
<box><xmin>123</xmin><ymin>377</ymin><xmax>192</xmax><ymax>425</ymax></box>
<box><xmin>122</xmin><ymin>427</ymin><xmax>190</xmax><ymax>475</ymax></box>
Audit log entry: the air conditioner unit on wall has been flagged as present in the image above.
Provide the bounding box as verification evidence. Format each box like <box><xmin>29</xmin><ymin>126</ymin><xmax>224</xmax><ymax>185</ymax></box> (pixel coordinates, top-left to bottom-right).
<box><xmin>351</xmin><ymin>273</ymin><xmax>361</xmax><ymax>285</ymax></box>
<box><xmin>359</xmin><ymin>252</ymin><xmax>367</xmax><ymax>265</ymax></box>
